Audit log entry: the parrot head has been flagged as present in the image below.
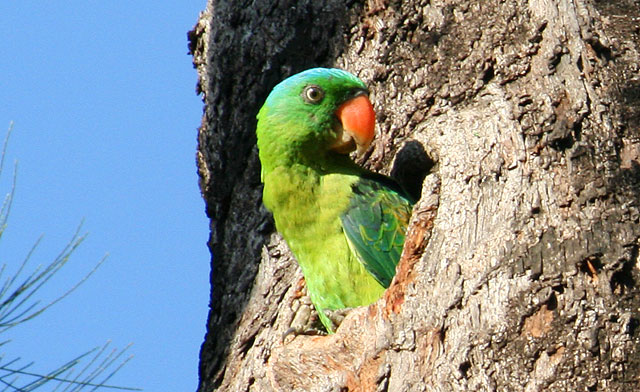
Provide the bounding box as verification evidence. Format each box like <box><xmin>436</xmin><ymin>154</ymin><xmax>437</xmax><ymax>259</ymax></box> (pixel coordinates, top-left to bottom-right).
<box><xmin>257</xmin><ymin>68</ymin><xmax>376</xmax><ymax>168</ymax></box>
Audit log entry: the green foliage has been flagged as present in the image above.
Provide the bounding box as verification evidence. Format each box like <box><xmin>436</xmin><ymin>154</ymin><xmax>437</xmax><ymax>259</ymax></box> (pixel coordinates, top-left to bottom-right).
<box><xmin>0</xmin><ymin>122</ymin><xmax>139</xmax><ymax>391</ymax></box>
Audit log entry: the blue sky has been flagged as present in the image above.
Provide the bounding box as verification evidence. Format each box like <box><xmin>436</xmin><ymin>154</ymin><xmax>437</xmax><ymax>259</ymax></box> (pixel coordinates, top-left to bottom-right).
<box><xmin>0</xmin><ymin>2</ymin><xmax>209</xmax><ymax>391</ymax></box>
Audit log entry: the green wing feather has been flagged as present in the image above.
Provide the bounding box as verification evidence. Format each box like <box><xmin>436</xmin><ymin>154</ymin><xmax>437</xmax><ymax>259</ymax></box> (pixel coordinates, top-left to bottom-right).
<box><xmin>340</xmin><ymin>174</ymin><xmax>414</xmax><ymax>288</ymax></box>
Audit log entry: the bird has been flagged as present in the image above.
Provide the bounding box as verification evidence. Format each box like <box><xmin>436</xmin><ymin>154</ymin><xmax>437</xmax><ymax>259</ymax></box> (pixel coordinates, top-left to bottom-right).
<box><xmin>256</xmin><ymin>68</ymin><xmax>414</xmax><ymax>332</ymax></box>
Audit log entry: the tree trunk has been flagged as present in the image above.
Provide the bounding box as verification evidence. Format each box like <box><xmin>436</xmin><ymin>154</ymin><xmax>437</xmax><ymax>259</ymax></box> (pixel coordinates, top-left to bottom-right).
<box><xmin>189</xmin><ymin>0</ymin><xmax>640</xmax><ymax>390</ymax></box>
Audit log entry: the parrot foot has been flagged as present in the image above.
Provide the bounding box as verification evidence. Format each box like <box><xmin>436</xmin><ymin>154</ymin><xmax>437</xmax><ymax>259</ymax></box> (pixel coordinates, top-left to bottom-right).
<box><xmin>323</xmin><ymin>307</ymin><xmax>354</xmax><ymax>331</ymax></box>
<box><xmin>281</xmin><ymin>325</ymin><xmax>327</xmax><ymax>344</ymax></box>
<box><xmin>282</xmin><ymin>301</ymin><xmax>326</xmax><ymax>343</ymax></box>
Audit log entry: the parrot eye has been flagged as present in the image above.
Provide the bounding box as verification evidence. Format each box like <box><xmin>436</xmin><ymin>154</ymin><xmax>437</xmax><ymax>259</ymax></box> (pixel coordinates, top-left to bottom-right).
<box><xmin>302</xmin><ymin>85</ymin><xmax>325</xmax><ymax>104</ymax></box>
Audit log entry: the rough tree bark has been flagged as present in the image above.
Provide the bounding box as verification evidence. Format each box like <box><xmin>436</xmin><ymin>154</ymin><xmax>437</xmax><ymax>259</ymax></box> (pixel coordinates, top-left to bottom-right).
<box><xmin>189</xmin><ymin>0</ymin><xmax>640</xmax><ymax>391</ymax></box>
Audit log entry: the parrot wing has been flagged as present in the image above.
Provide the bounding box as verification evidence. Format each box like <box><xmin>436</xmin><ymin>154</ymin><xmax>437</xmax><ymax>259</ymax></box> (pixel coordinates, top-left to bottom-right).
<box><xmin>340</xmin><ymin>174</ymin><xmax>414</xmax><ymax>288</ymax></box>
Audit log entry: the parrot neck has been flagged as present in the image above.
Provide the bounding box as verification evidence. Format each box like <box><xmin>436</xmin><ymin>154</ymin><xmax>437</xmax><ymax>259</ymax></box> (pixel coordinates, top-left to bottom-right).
<box><xmin>259</xmin><ymin>141</ymin><xmax>362</xmax><ymax>178</ymax></box>
<box><xmin>259</xmin><ymin>144</ymin><xmax>364</xmax><ymax>224</ymax></box>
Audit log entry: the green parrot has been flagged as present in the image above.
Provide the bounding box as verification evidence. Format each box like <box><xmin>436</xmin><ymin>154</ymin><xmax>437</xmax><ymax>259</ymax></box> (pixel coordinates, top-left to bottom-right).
<box><xmin>256</xmin><ymin>68</ymin><xmax>414</xmax><ymax>332</ymax></box>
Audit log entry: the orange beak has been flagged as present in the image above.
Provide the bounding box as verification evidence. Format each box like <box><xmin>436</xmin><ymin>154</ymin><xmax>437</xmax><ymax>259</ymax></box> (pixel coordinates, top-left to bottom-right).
<box><xmin>331</xmin><ymin>94</ymin><xmax>376</xmax><ymax>155</ymax></box>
